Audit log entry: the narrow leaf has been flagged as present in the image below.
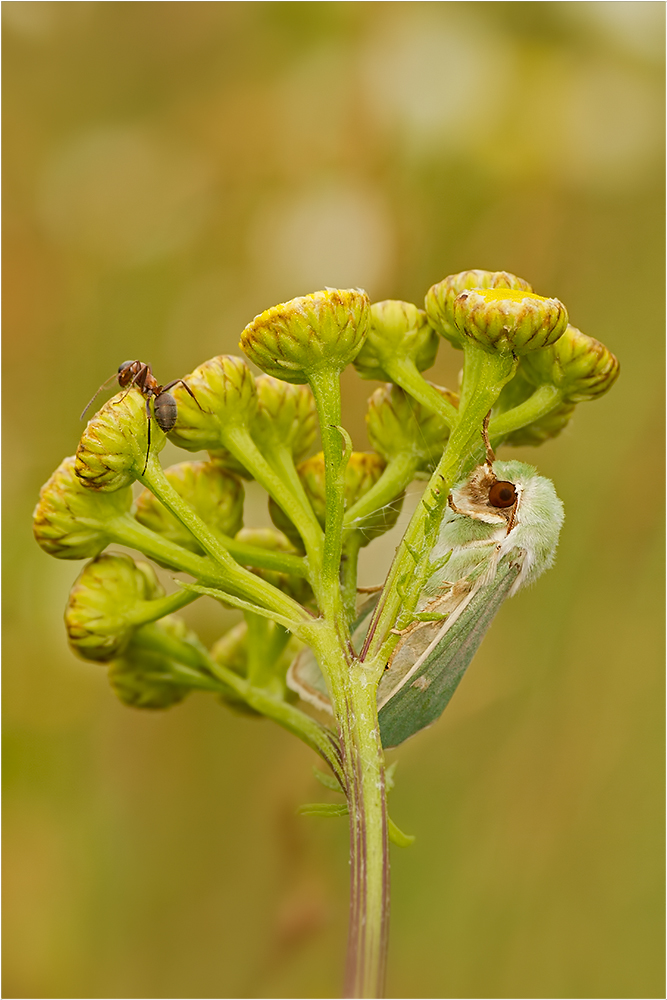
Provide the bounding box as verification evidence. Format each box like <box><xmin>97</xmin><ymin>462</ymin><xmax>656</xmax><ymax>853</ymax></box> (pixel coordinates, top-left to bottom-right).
<box><xmin>313</xmin><ymin>767</ymin><xmax>344</xmax><ymax>793</ymax></box>
<box><xmin>298</xmin><ymin>802</ymin><xmax>349</xmax><ymax>818</ymax></box>
<box><xmin>388</xmin><ymin>817</ymin><xmax>416</xmax><ymax>848</ymax></box>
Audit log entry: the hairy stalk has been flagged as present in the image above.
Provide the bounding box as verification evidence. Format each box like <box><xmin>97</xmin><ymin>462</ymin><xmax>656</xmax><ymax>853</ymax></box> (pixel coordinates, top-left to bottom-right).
<box><xmin>488</xmin><ymin>383</ymin><xmax>562</xmax><ymax>438</ymax></box>
<box><xmin>223</xmin><ymin>425</ymin><xmax>324</xmax><ymax>563</ymax></box>
<box><xmin>343</xmin><ymin>451</ymin><xmax>417</xmax><ymax>531</ymax></box>
<box><xmin>308</xmin><ymin>368</ymin><xmax>348</xmax><ymax>616</ymax></box>
<box><xmin>311</xmin><ymin>631</ymin><xmax>389</xmax><ymax>999</ymax></box>
<box><xmin>381</xmin><ymin>355</ymin><xmax>458</xmax><ymax>429</ymax></box>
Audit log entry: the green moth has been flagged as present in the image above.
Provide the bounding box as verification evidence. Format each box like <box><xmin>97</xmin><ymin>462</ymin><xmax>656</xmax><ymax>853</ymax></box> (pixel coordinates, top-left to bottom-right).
<box><xmin>288</xmin><ymin>454</ymin><xmax>564</xmax><ymax>748</ymax></box>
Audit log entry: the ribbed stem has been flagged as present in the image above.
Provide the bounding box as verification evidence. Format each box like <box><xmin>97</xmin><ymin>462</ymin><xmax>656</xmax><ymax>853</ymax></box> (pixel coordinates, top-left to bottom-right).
<box><xmin>311</xmin><ymin>628</ymin><xmax>389</xmax><ymax>999</ymax></box>
<box><xmin>489</xmin><ymin>383</ymin><xmax>563</xmax><ymax>438</ymax></box>
<box><xmin>382</xmin><ymin>355</ymin><xmax>458</xmax><ymax>429</ymax></box>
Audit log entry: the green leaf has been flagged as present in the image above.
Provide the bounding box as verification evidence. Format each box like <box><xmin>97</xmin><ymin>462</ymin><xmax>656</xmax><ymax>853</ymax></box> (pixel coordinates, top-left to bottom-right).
<box><xmin>313</xmin><ymin>767</ymin><xmax>344</xmax><ymax>793</ymax></box>
<box><xmin>298</xmin><ymin>802</ymin><xmax>349</xmax><ymax>818</ymax></box>
<box><xmin>388</xmin><ymin>816</ymin><xmax>416</xmax><ymax>848</ymax></box>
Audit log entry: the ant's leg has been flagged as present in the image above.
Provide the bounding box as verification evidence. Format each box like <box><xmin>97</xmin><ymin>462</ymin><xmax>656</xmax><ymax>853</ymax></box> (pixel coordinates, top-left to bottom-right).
<box><xmin>162</xmin><ymin>379</ymin><xmax>205</xmax><ymax>411</ymax></box>
<box><xmin>116</xmin><ymin>369</ymin><xmax>146</xmax><ymax>406</ymax></box>
<box><xmin>142</xmin><ymin>398</ymin><xmax>152</xmax><ymax>475</ymax></box>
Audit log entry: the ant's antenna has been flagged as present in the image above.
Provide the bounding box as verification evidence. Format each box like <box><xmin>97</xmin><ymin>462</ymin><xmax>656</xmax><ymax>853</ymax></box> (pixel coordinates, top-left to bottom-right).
<box><xmin>80</xmin><ymin>371</ymin><xmax>122</xmax><ymax>421</ymax></box>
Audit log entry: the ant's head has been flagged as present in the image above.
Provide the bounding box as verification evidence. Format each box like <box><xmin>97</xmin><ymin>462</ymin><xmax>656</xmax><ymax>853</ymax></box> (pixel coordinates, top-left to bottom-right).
<box><xmin>117</xmin><ymin>361</ymin><xmax>135</xmax><ymax>374</ymax></box>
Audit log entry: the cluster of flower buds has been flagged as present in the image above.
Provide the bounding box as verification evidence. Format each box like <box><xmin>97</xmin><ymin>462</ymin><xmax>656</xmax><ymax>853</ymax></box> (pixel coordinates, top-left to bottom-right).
<box><xmin>34</xmin><ymin>276</ymin><xmax>619</xmax><ymax>732</ymax></box>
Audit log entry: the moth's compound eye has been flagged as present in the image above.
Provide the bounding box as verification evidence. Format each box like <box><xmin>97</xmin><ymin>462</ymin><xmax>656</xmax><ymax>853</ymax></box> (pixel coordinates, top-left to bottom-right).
<box><xmin>488</xmin><ymin>481</ymin><xmax>517</xmax><ymax>508</ymax></box>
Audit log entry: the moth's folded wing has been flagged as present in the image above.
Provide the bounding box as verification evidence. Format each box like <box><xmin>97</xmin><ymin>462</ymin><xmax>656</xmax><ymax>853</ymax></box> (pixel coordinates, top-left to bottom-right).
<box><xmin>286</xmin><ymin>647</ymin><xmax>333</xmax><ymax>714</ymax></box>
<box><xmin>378</xmin><ymin>551</ymin><xmax>525</xmax><ymax>748</ymax></box>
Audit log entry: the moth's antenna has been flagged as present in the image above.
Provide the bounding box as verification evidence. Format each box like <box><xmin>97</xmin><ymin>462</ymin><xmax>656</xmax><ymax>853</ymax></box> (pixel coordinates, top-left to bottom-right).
<box><xmin>481</xmin><ymin>411</ymin><xmax>495</xmax><ymax>466</ymax></box>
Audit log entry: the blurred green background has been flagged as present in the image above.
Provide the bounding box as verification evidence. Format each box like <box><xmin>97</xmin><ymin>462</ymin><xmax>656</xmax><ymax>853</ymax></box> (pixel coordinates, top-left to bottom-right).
<box><xmin>4</xmin><ymin>3</ymin><xmax>664</xmax><ymax>997</ymax></box>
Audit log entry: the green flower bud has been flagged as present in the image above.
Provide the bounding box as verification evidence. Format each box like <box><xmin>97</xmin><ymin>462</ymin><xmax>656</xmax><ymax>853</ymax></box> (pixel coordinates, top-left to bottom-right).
<box><xmin>366</xmin><ymin>382</ymin><xmax>458</xmax><ymax>473</ymax></box>
<box><xmin>33</xmin><ymin>456</ymin><xmax>132</xmax><ymax>559</ymax></box>
<box><xmin>353</xmin><ymin>300</ymin><xmax>438</xmax><ymax>381</ymax></box>
<box><xmin>253</xmin><ymin>375</ymin><xmax>318</xmax><ymax>464</ymax></box>
<box><xmin>209</xmin><ymin>623</ymin><xmax>263</xmax><ymax>716</ymax></box>
<box><xmin>521</xmin><ymin>324</ymin><xmax>620</xmax><ymax>402</ymax></box>
<box><xmin>168</xmin><ymin>355</ymin><xmax>258</xmax><ymax>453</ymax></box>
<box><xmin>210</xmin><ymin>621</ymin><xmax>248</xmax><ymax>675</ymax></box>
<box><xmin>235</xmin><ymin>527</ymin><xmax>311</xmax><ymax>603</ymax></box>
<box><xmin>108</xmin><ymin>616</ymin><xmax>194</xmax><ymax>710</ymax></box>
<box><xmin>270</xmin><ymin>451</ymin><xmax>400</xmax><ymax>547</ymax></box>
<box><xmin>75</xmin><ymin>388</ymin><xmax>164</xmax><ymax>491</ymax></box>
<box><xmin>425</xmin><ymin>270</ymin><xmax>533</xmax><ymax>349</ymax></box>
<box><xmin>240</xmin><ymin>288</ymin><xmax>370</xmax><ymax>384</ymax></box>
<box><xmin>206</xmin><ymin>449</ymin><xmax>253</xmax><ymax>480</ymax></box>
<box><xmin>134</xmin><ymin>461</ymin><xmax>244</xmax><ymax>555</ymax></box>
<box><xmin>452</xmin><ymin>287</ymin><xmax>568</xmax><ymax>355</ymax></box>
<box><xmin>65</xmin><ymin>554</ymin><xmax>164</xmax><ymax>662</ymax></box>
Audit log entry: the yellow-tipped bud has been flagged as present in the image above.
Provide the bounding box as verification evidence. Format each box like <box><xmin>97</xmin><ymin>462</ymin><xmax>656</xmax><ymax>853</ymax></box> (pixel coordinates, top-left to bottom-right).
<box><xmin>240</xmin><ymin>288</ymin><xmax>370</xmax><ymax>383</ymax></box>
<box><xmin>425</xmin><ymin>270</ymin><xmax>533</xmax><ymax>349</ymax></box>
<box><xmin>33</xmin><ymin>456</ymin><xmax>132</xmax><ymax>560</ymax></box>
<box><xmin>75</xmin><ymin>388</ymin><xmax>164</xmax><ymax>491</ymax></box>
<box><xmin>253</xmin><ymin>375</ymin><xmax>317</xmax><ymax>464</ymax></box>
<box><xmin>65</xmin><ymin>554</ymin><xmax>163</xmax><ymax>662</ymax></box>
<box><xmin>353</xmin><ymin>300</ymin><xmax>438</xmax><ymax>381</ymax></box>
<box><xmin>452</xmin><ymin>288</ymin><xmax>568</xmax><ymax>355</ymax></box>
<box><xmin>366</xmin><ymin>383</ymin><xmax>458</xmax><ymax>473</ymax></box>
<box><xmin>168</xmin><ymin>355</ymin><xmax>257</xmax><ymax>453</ymax></box>
<box><xmin>134</xmin><ymin>461</ymin><xmax>244</xmax><ymax>554</ymax></box>
<box><xmin>522</xmin><ymin>324</ymin><xmax>620</xmax><ymax>402</ymax></box>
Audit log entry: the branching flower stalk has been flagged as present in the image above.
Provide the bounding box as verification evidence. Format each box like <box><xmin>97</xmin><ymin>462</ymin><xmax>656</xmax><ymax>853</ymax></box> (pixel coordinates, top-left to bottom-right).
<box><xmin>34</xmin><ymin>271</ymin><xmax>619</xmax><ymax>999</ymax></box>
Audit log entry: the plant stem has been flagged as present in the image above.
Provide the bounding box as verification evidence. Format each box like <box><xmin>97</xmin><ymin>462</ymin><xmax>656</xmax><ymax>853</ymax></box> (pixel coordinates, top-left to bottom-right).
<box><xmin>489</xmin><ymin>383</ymin><xmax>563</xmax><ymax>438</ymax></box>
<box><xmin>382</xmin><ymin>355</ymin><xmax>458</xmax><ymax>429</ymax></box>
<box><xmin>314</xmin><ymin>632</ymin><xmax>389</xmax><ymax>999</ymax></box>
<box><xmin>341</xmin><ymin>531</ymin><xmax>364</xmax><ymax>624</ymax></box>
<box><xmin>223</xmin><ymin>425</ymin><xmax>324</xmax><ymax>563</ymax></box>
<box><xmin>308</xmin><ymin>367</ymin><xmax>348</xmax><ymax>617</ymax></box>
<box><xmin>343</xmin><ymin>451</ymin><xmax>418</xmax><ymax>531</ymax></box>
<box><xmin>141</xmin><ymin>623</ymin><xmax>345</xmax><ymax>782</ymax></box>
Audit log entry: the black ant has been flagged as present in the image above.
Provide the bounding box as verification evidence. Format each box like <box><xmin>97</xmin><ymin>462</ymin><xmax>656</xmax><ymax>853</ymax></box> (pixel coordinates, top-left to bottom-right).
<box><xmin>81</xmin><ymin>361</ymin><xmax>203</xmax><ymax>474</ymax></box>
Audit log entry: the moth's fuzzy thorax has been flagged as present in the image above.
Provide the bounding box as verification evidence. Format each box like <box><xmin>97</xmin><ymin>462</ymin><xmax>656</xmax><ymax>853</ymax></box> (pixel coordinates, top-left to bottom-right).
<box><xmin>450</xmin><ymin>462</ymin><xmax>516</xmax><ymax>526</ymax></box>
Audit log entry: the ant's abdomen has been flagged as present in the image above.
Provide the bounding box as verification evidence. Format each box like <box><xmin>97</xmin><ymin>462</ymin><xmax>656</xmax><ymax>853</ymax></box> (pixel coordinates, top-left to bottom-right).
<box><xmin>153</xmin><ymin>392</ymin><xmax>178</xmax><ymax>432</ymax></box>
